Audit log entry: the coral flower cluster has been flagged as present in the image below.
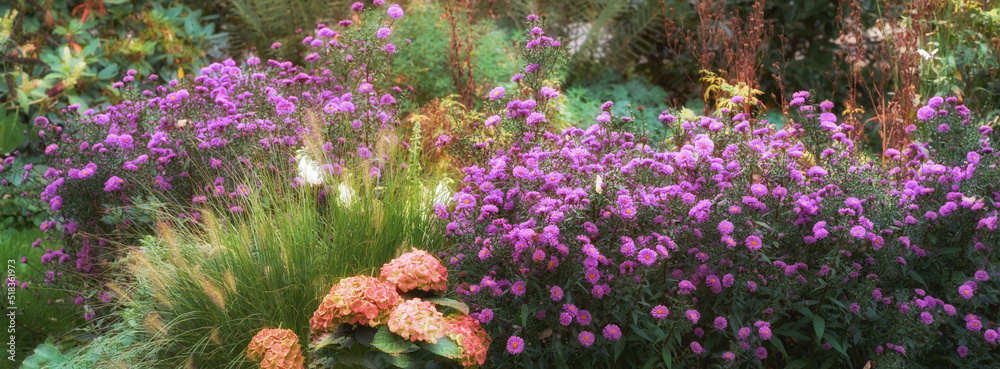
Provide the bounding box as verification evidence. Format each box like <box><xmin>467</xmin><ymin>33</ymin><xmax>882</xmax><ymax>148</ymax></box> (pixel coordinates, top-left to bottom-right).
<box><xmin>246</xmin><ymin>329</ymin><xmax>306</xmax><ymax>369</ymax></box>
<box><xmin>380</xmin><ymin>249</ymin><xmax>449</xmax><ymax>292</ymax></box>
<box><xmin>310</xmin><ymin>276</ymin><xmax>402</xmax><ymax>332</ymax></box>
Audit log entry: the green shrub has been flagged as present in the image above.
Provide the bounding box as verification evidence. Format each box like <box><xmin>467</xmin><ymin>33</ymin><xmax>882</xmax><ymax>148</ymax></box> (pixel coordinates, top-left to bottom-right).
<box><xmin>0</xmin><ymin>0</ymin><xmax>228</xmax><ymax>154</ymax></box>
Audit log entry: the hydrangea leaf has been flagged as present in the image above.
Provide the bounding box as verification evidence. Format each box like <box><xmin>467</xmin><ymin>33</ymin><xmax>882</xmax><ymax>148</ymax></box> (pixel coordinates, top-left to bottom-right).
<box><xmin>417</xmin><ymin>336</ymin><xmax>462</xmax><ymax>359</ymax></box>
<box><xmin>424</xmin><ymin>296</ymin><xmax>469</xmax><ymax>315</ymax></box>
<box><xmin>372</xmin><ymin>325</ymin><xmax>416</xmax><ymax>354</ymax></box>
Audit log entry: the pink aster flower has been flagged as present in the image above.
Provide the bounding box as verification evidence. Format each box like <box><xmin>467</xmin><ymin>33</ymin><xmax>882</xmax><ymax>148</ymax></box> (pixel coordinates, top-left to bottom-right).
<box><xmin>637</xmin><ymin>248</ymin><xmax>657</xmax><ymax>266</ymax></box>
<box><xmin>550</xmin><ymin>286</ymin><xmax>564</xmax><ymax>301</ymax></box>
<box><xmin>685</xmin><ymin>309</ymin><xmax>700</xmax><ymax>324</ymax></box>
<box><xmin>651</xmin><ymin>305</ymin><xmax>669</xmax><ymax>319</ymax></box>
<box><xmin>959</xmin><ymin>284</ymin><xmax>975</xmax><ymax>299</ymax></box>
<box><xmin>578</xmin><ymin>331</ymin><xmax>595</xmax><ymax>347</ymax></box>
<box><xmin>387</xmin><ymin>4</ymin><xmax>404</xmax><ymax>19</ymax></box>
<box><xmin>507</xmin><ymin>336</ymin><xmax>524</xmax><ymax>354</ymax></box>
<box><xmin>690</xmin><ymin>341</ymin><xmax>704</xmax><ymax>354</ymax></box>
<box><xmin>714</xmin><ymin>316</ymin><xmax>728</xmax><ymax>330</ymax></box>
<box><xmin>603</xmin><ymin>324</ymin><xmax>622</xmax><ymax>341</ymax></box>
<box><xmin>745</xmin><ymin>235</ymin><xmax>762</xmax><ymax>251</ymax></box>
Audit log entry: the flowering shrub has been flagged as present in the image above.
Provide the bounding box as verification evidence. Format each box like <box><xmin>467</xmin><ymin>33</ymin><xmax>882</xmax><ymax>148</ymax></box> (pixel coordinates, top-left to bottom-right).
<box><xmin>247</xmin><ymin>328</ymin><xmax>307</xmax><ymax>369</ymax></box>
<box><xmin>301</xmin><ymin>249</ymin><xmax>489</xmax><ymax>368</ymax></box>
<box><xmin>438</xmin><ymin>19</ymin><xmax>1000</xmax><ymax>368</ymax></box>
<box><xmin>15</xmin><ymin>0</ymin><xmax>413</xmax><ymax>315</ymax></box>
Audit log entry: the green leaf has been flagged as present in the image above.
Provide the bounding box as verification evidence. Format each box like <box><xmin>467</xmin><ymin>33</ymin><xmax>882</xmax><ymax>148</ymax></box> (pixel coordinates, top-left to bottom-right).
<box><xmin>97</xmin><ymin>64</ymin><xmax>120</xmax><ymax>80</ymax></box>
<box><xmin>33</xmin><ymin>343</ymin><xmax>67</xmax><ymax>364</ymax></box>
<box><xmin>660</xmin><ymin>344</ymin><xmax>672</xmax><ymax>367</ymax></box>
<box><xmin>372</xmin><ymin>326</ymin><xmax>415</xmax><ymax>354</ymax></box>
<box><xmin>823</xmin><ymin>332</ymin><xmax>849</xmax><ymax>358</ymax></box>
<box><xmin>813</xmin><ymin>316</ymin><xmax>825</xmax><ymax>342</ymax></box>
<box><xmin>424</xmin><ymin>297</ymin><xmax>469</xmax><ymax>315</ymax></box>
<box><xmin>613</xmin><ymin>338</ymin><xmax>626</xmax><ymax>361</ymax></box>
<box><xmin>771</xmin><ymin>337</ymin><xmax>789</xmax><ymax>358</ymax></box>
<box><xmin>386</xmin><ymin>352</ymin><xmax>417</xmax><ymax>368</ymax></box>
<box><xmin>418</xmin><ymin>336</ymin><xmax>463</xmax><ymax>359</ymax></box>
<box><xmin>355</xmin><ymin>325</ymin><xmax>378</xmax><ymax>347</ymax></box>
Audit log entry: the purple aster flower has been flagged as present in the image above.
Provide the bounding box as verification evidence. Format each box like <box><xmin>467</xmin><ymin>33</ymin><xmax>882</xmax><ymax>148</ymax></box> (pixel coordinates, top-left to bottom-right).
<box><xmin>714</xmin><ymin>316</ymin><xmax>728</xmax><ymax>330</ymax></box>
<box><xmin>506</xmin><ymin>336</ymin><xmax>524</xmax><ymax>354</ymax></box>
<box><xmin>559</xmin><ymin>312</ymin><xmax>573</xmax><ymax>326</ymax></box>
<box><xmin>967</xmin><ymin>319</ymin><xmax>983</xmax><ymax>331</ymax></box>
<box><xmin>957</xmin><ymin>346</ymin><xmax>968</xmax><ymax>357</ymax></box>
<box><xmin>745</xmin><ymin>235</ymin><xmax>762</xmax><ymax>251</ymax></box>
<box><xmin>685</xmin><ymin>309</ymin><xmax>700</xmax><ymax>324</ymax></box>
<box><xmin>718</xmin><ymin>220</ymin><xmax>734</xmax><ymax>235</ymax></box>
<box><xmin>690</xmin><ymin>341</ymin><xmax>705</xmax><ymax>354</ymax></box>
<box><xmin>651</xmin><ymin>305</ymin><xmax>669</xmax><ymax>319</ymax></box>
<box><xmin>722</xmin><ymin>352</ymin><xmax>736</xmax><ymax>361</ymax></box>
<box><xmin>958</xmin><ymin>284</ymin><xmax>975</xmax><ymax>299</ymax></box>
<box><xmin>488</xmin><ymin>86</ymin><xmax>505</xmax><ymax>100</ymax></box>
<box><xmin>637</xmin><ymin>248</ymin><xmax>657</xmax><ymax>266</ymax></box>
<box><xmin>974</xmin><ymin>270</ymin><xmax>989</xmax><ymax>281</ymax></box>
<box><xmin>849</xmin><ymin>226</ymin><xmax>866</xmax><ymax>239</ymax></box>
<box><xmin>478</xmin><ymin>309</ymin><xmax>494</xmax><ymax>324</ymax></box>
<box><xmin>917</xmin><ymin>106</ymin><xmax>936</xmax><ymax>121</ymax></box>
<box><xmin>577</xmin><ymin>310</ymin><xmax>592</xmax><ymax>325</ymax></box>
<box><xmin>755</xmin><ymin>347</ymin><xmax>768</xmax><ymax>359</ymax></box>
<box><xmin>578</xmin><ymin>331</ymin><xmax>595</xmax><ymax>347</ymax></box>
<box><xmin>387</xmin><ymin>4</ymin><xmax>404</xmax><ymax>19</ymax></box>
<box><xmin>104</xmin><ymin>176</ymin><xmax>125</xmax><ymax>192</ymax></box>
<box><xmin>603</xmin><ymin>324</ymin><xmax>621</xmax><ymax>341</ymax></box>
<box><xmin>511</xmin><ymin>281</ymin><xmax>526</xmax><ymax>296</ymax></box>
<box><xmin>758</xmin><ymin>326</ymin><xmax>772</xmax><ymax>340</ymax></box>
<box><xmin>750</xmin><ymin>183</ymin><xmax>767</xmax><ymax>197</ymax></box>
<box><xmin>526</xmin><ymin>112</ymin><xmax>547</xmax><ymax>125</ymax></box>
<box><xmin>920</xmin><ymin>312</ymin><xmax>933</xmax><ymax>325</ymax></box>
<box><xmin>984</xmin><ymin>329</ymin><xmax>997</xmax><ymax>344</ymax></box>
<box><xmin>351</xmin><ymin>2</ymin><xmax>364</xmax><ymax>11</ymax></box>
<box><xmin>550</xmin><ymin>286</ymin><xmax>564</xmax><ymax>301</ymax></box>
<box><xmin>738</xmin><ymin>327</ymin><xmax>751</xmax><ymax>339</ymax></box>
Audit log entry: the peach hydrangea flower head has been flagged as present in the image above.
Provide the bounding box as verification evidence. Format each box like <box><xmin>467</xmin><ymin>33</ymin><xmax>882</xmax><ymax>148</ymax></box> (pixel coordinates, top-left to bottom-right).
<box><xmin>246</xmin><ymin>328</ymin><xmax>305</xmax><ymax>369</ymax></box>
<box><xmin>310</xmin><ymin>276</ymin><xmax>401</xmax><ymax>334</ymax></box>
<box><xmin>380</xmin><ymin>249</ymin><xmax>449</xmax><ymax>293</ymax></box>
<box><xmin>387</xmin><ymin>298</ymin><xmax>447</xmax><ymax>344</ymax></box>
<box><xmin>444</xmin><ymin>315</ymin><xmax>492</xmax><ymax>367</ymax></box>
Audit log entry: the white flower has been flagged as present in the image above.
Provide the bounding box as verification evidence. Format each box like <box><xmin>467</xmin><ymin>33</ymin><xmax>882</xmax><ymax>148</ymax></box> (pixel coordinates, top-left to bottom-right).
<box><xmin>337</xmin><ymin>183</ymin><xmax>355</xmax><ymax>205</ymax></box>
<box><xmin>917</xmin><ymin>48</ymin><xmax>938</xmax><ymax>61</ymax></box>
<box><xmin>296</xmin><ymin>152</ymin><xmax>323</xmax><ymax>186</ymax></box>
<box><xmin>594</xmin><ymin>175</ymin><xmax>604</xmax><ymax>194</ymax></box>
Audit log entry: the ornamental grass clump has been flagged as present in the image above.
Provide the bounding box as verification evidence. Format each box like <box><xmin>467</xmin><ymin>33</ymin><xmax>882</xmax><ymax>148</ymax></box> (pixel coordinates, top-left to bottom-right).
<box><xmin>436</xmin><ymin>19</ymin><xmax>999</xmax><ymax>368</ymax></box>
<box><xmin>18</xmin><ymin>0</ymin><xmax>413</xmax><ymax>317</ymax></box>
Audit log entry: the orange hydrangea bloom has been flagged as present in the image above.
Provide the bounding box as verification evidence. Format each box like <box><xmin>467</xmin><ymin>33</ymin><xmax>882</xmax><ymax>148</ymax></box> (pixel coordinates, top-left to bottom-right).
<box><xmin>311</xmin><ymin>276</ymin><xmax>402</xmax><ymax>334</ymax></box>
<box><xmin>445</xmin><ymin>315</ymin><xmax>492</xmax><ymax>367</ymax></box>
<box><xmin>247</xmin><ymin>328</ymin><xmax>305</xmax><ymax>369</ymax></box>
<box><xmin>386</xmin><ymin>298</ymin><xmax>447</xmax><ymax>344</ymax></box>
<box><xmin>380</xmin><ymin>249</ymin><xmax>448</xmax><ymax>293</ymax></box>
